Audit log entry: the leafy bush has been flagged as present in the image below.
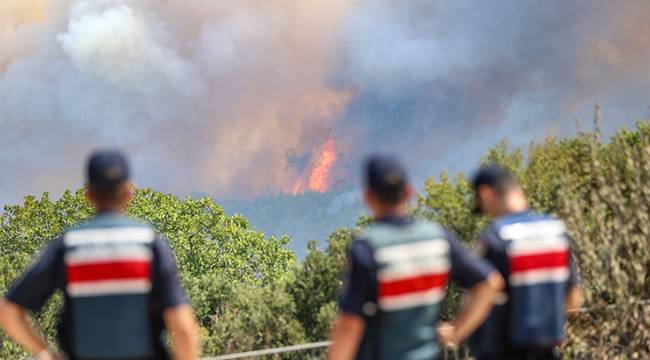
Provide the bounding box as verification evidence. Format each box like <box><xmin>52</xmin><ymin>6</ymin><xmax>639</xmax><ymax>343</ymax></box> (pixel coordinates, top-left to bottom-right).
<box><xmin>293</xmin><ymin>121</ymin><xmax>650</xmax><ymax>358</ymax></box>
<box><xmin>559</xmin><ymin>126</ymin><xmax>650</xmax><ymax>358</ymax></box>
<box><xmin>1</xmin><ymin>121</ymin><xmax>649</xmax><ymax>359</ymax></box>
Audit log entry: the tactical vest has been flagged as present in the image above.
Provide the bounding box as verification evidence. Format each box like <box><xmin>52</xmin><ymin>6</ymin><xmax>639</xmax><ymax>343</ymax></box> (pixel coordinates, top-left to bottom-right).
<box><xmin>360</xmin><ymin>221</ymin><xmax>450</xmax><ymax>360</ymax></box>
<box><xmin>63</xmin><ymin>216</ymin><xmax>155</xmax><ymax>359</ymax></box>
<box><xmin>498</xmin><ymin>217</ymin><xmax>570</xmax><ymax>346</ymax></box>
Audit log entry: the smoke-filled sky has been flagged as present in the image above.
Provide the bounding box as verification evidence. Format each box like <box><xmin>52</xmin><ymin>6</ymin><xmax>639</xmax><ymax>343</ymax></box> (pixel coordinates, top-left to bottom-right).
<box><xmin>1</xmin><ymin>0</ymin><xmax>650</xmax><ymax>206</ymax></box>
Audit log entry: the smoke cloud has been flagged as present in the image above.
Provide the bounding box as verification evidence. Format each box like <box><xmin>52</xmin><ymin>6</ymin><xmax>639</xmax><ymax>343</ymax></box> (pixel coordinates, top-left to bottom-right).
<box><xmin>1</xmin><ymin>0</ymin><xmax>650</xmax><ymax>204</ymax></box>
<box><xmin>337</xmin><ymin>0</ymin><xmax>650</xmax><ymax>177</ymax></box>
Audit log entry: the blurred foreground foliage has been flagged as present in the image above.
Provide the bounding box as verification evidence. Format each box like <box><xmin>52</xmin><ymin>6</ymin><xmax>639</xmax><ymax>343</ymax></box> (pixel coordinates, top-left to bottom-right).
<box><xmin>298</xmin><ymin>121</ymin><xmax>650</xmax><ymax>359</ymax></box>
<box><xmin>1</xmin><ymin>121</ymin><xmax>649</xmax><ymax>358</ymax></box>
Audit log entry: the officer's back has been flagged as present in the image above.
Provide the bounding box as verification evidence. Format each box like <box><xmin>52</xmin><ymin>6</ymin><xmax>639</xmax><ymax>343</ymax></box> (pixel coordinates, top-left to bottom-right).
<box><xmin>468</xmin><ymin>165</ymin><xmax>583</xmax><ymax>360</ymax></box>
<box><xmin>0</xmin><ymin>151</ymin><xmax>199</xmax><ymax>360</ymax></box>
<box><xmin>328</xmin><ymin>155</ymin><xmax>503</xmax><ymax>360</ymax></box>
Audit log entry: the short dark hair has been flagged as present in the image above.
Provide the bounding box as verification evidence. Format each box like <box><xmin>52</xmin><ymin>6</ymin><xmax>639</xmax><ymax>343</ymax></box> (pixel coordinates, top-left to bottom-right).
<box><xmin>471</xmin><ymin>164</ymin><xmax>518</xmax><ymax>195</ymax></box>
<box><xmin>364</xmin><ymin>154</ymin><xmax>408</xmax><ymax>205</ymax></box>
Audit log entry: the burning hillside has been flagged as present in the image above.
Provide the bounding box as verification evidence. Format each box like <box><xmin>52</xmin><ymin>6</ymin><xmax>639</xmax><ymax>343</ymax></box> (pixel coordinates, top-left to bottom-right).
<box><xmin>292</xmin><ymin>135</ymin><xmax>338</xmax><ymax>194</ymax></box>
<box><xmin>3</xmin><ymin>0</ymin><xmax>650</xmax><ymax>204</ymax></box>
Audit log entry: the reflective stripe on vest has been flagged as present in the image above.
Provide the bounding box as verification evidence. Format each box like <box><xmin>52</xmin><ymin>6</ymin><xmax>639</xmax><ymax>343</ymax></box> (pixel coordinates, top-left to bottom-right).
<box><xmin>375</xmin><ymin>238</ymin><xmax>450</xmax><ymax>311</ymax></box>
<box><xmin>501</xmin><ymin>220</ymin><xmax>570</xmax><ymax>287</ymax></box>
<box><xmin>63</xmin><ymin>226</ymin><xmax>155</xmax><ymax>359</ymax></box>
<box><xmin>64</xmin><ymin>227</ymin><xmax>154</xmax><ymax>297</ymax></box>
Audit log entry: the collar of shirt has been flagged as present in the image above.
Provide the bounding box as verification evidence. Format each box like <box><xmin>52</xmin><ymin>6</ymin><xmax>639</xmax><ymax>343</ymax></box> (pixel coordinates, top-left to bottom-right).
<box><xmin>495</xmin><ymin>210</ymin><xmax>534</xmax><ymax>223</ymax></box>
<box><xmin>375</xmin><ymin>215</ymin><xmax>414</xmax><ymax>226</ymax></box>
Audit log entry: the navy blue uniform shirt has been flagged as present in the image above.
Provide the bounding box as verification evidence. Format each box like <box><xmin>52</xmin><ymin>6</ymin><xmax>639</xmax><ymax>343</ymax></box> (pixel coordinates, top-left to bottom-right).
<box><xmin>468</xmin><ymin>211</ymin><xmax>579</xmax><ymax>359</ymax></box>
<box><xmin>5</xmin><ymin>219</ymin><xmax>187</xmax><ymax>360</ymax></box>
<box><xmin>339</xmin><ymin>216</ymin><xmax>492</xmax><ymax>318</ymax></box>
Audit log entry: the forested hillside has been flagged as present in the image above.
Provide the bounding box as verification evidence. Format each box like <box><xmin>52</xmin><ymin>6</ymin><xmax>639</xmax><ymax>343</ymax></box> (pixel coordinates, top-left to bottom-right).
<box><xmin>1</xmin><ymin>121</ymin><xmax>649</xmax><ymax>359</ymax></box>
<box><xmin>221</xmin><ymin>190</ymin><xmax>364</xmax><ymax>257</ymax></box>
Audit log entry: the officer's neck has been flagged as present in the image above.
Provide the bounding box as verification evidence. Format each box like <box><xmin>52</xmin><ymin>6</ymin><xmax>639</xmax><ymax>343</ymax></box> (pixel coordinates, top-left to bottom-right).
<box><xmin>494</xmin><ymin>193</ymin><xmax>528</xmax><ymax>218</ymax></box>
<box><xmin>373</xmin><ymin>204</ymin><xmax>409</xmax><ymax>221</ymax></box>
<box><xmin>94</xmin><ymin>204</ymin><xmax>127</xmax><ymax>215</ymax></box>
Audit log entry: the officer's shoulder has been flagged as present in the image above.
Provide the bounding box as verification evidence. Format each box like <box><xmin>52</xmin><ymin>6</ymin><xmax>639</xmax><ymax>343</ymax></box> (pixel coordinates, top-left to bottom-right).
<box><xmin>360</xmin><ymin>219</ymin><xmax>438</xmax><ymax>238</ymax></box>
<box><xmin>512</xmin><ymin>212</ymin><xmax>564</xmax><ymax>227</ymax></box>
<box><xmin>118</xmin><ymin>216</ymin><xmax>155</xmax><ymax>228</ymax></box>
<box><xmin>63</xmin><ymin>216</ymin><xmax>157</xmax><ymax>246</ymax></box>
<box><xmin>410</xmin><ymin>219</ymin><xmax>448</xmax><ymax>238</ymax></box>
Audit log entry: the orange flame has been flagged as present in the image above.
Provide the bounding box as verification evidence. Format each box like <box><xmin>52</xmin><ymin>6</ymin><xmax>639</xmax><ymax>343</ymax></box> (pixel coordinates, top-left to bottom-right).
<box><xmin>308</xmin><ymin>136</ymin><xmax>337</xmax><ymax>192</ymax></box>
<box><xmin>292</xmin><ymin>135</ymin><xmax>338</xmax><ymax>194</ymax></box>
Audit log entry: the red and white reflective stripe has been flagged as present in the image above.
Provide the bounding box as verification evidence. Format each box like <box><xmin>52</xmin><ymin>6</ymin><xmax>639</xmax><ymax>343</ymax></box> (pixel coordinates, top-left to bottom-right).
<box><xmin>68</xmin><ymin>279</ymin><xmax>152</xmax><ymax>297</ymax></box>
<box><xmin>503</xmin><ymin>220</ymin><xmax>571</xmax><ymax>287</ymax></box>
<box><xmin>510</xmin><ymin>267</ymin><xmax>570</xmax><ymax>286</ymax></box>
<box><xmin>67</xmin><ymin>260</ymin><xmax>151</xmax><ymax>282</ymax></box>
<box><xmin>65</xmin><ymin>226</ymin><xmax>153</xmax><ymax>297</ymax></box>
<box><xmin>65</xmin><ymin>246</ymin><xmax>152</xmax><ymax>265</ymax></box>
<box><xmin>64</xmin><ymin>227</ymin><xmax>155</xmax><ymax>246</ymax></box>
<box><xmin>378</xmin><ymin>257</ymin><xmax>450</xmax><ymax>282</ymax></box>
<box><xmin>510</xmin><ymin>250</ymin><xmax>569</xmax><ymax>272</ymax></box>
<box><xmin>66</xmin><ymin>259</ymin><xmax>151</xmax><ymax>297</ymax></box>
<box><xmin>499</xmin><ymin>220</ymin><xmax>565</xmax><ymax>241</ymax></box>
<box><xmin>374</xmin><ymin>239</ymin><xmax>450</xmax><ymax>311</ymax></box>
<box><xmin>508</xmin><ymin>236</ymin><xmax>568</xmax><ymax>257</ymax></box>
<box><xmin>509</xmin><ymin>248</ymin><xmax>570</xmax><ymax>286</ymax></box>
<box><xmin>380</xmin><ymin>272</ymin><xmax>448</xmax><ymax>297</ymax></box>
<box><xmin>379</xmin><ymin>288</ymin><xmax>446</xmax><ymax>311</ymax></box>
<box><xmin>379</xmin><ymin>272</ymin><xmax>448</xmax><ymax>310</ymax></box>
<box><xmin>374</xmin><ymin>238</ymin><xmax>449</xmax><ymax>263</ymax></box>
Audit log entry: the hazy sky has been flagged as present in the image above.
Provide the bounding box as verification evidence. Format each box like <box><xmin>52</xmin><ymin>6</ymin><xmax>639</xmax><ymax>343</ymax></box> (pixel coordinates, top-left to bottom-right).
<box><xmin>2</xmin><ymin>0</ymin><xmax>650</xmax><ymax>207</ymax></box>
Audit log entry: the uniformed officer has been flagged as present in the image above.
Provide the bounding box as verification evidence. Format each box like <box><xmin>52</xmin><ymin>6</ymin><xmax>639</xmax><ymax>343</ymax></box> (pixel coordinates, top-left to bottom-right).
<box><xmin>0</xmin><ymin>151</ymin><xmax>199</xmax><ymax>360</ymax></box>
<box><xmin>328</xmin><ymin>154</ymin><xmax>504</xmax><ymax>360</ymax></box>
<box><xmin>467</xmin><ymin>164</ymin><xmax>583</xmax><ymax>360</ymax></box>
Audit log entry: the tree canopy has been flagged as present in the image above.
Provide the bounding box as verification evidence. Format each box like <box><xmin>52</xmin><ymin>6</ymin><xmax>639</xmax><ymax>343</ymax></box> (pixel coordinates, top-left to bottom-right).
<box><xmin>1</xmin><ymin>121</ymin><xmax>649</xmax><ymax>359</ymax></box>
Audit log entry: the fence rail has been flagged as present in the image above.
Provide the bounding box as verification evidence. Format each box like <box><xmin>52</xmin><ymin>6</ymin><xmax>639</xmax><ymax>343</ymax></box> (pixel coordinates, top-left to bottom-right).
<box><xmin>202</xmin><ymin>341</ymin><xmax>331</xmax><ymax>360</ymax></box>
<box><xmin>202</xmin><ymin>300</ymin><xmax>650</xmax><ymax>359</ymax></box>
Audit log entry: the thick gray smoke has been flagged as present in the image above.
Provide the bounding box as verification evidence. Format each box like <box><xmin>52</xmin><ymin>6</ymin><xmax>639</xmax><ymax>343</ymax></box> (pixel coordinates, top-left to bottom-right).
<box><xmin>336</xmin><ymin>0</ymin><xmax>650</xmax><ymax>178</ymax></box>
<box><xmin>2</xmin><ymin>0</ymin><xmax>650</xmax><ymax>205</ymax></box>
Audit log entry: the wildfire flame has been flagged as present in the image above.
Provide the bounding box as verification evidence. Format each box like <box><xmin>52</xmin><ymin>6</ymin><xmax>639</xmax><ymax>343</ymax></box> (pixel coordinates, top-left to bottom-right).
<box><xmin>292</xmin><ymin>135</ymin><xmax>338</xmax><ymax>194</ymax></box>
<box><xmin>309</xmin><ymin>136</ymin><xmax>337</xmax><ymax>192</ymax></box>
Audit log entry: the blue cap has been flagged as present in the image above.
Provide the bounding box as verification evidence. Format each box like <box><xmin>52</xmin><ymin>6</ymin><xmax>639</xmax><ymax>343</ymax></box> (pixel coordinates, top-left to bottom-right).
<box><xmin>364</xmin><ymin>154</ymin><xmax>408</xmax><ymax>203</ymax></box>
<box><xmin>86</xmin><ymin>150</ymin><xmax>130</xmax><ymax>189</ymax></box>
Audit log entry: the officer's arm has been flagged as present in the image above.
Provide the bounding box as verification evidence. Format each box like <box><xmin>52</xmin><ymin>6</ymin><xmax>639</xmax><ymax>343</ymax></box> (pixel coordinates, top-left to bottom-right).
<box><xmin>565</xmin><ymin>247</ymin><xmax>583</xmax><ymax>313</ymax></box>
<box><xmin>565</xmin><ymin>286</ymin><xmax>583</xmax><ymax>313</ymax></box>
<box><xmin>329</xmin><ymin>240</ymin><xmax>374</xmax><ymax>360</ymax></box>
<box><xmin>164</xmin><ymin>304</ymin><xmax>199</xmax><ymax>360</ymax></box>
<box><xmin>0</xmin><ymin>240</ymin><xmax>61</xmax><ymax>359</ymax></box>
<box><xmin>439</xmin><ymin>233</ymin><xmax>504</xmax><ymax>346</ymax></box>
<box><xmin>328</xmin><ymin>313</ymin><xmax>365</xmax><ymax>360</ymax></box>
<box><xmin>0</xmin><ymin>300</ymin><xmax>57</xmax><ymax>359</ymax></box>
<box><xmin>438</xmin><ymin>272</ymin><xmax>503</xmax><ymax>346</ymax></box>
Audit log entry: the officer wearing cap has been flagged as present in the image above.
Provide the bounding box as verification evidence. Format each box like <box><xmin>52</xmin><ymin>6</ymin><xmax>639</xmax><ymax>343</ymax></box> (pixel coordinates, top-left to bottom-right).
<box><xmin>0</xmin><ymin>151</ymin><xmax>199</xmax><ymax>360</ymax></box>
<box><xmin>467</xmin><ymin>164</ymin><xmax>583</xmax><ymax>360</ymax></box>
<box><xmin>328</xmin><ymin>154</ymin><xmax>504</xmax><ymax>360</ymax></box>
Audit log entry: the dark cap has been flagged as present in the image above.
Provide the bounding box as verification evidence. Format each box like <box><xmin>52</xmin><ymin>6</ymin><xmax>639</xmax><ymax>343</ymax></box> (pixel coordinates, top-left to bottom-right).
<box><xmin>364</xmin><ymin>154</ymin><xmax>408</xmax><ymax>204</ymax></box>
<box><xmin>471</xmin><ymin>164</ymin><xmax>516</xmax><ymax>213</ymax></box>
<box><xmin>87</xmin><ymin>150</ymin><xmax>130</xmax><ymax>189</ymax></box>
<box><xmin>471</xmin><ymin>164</ymin><xmax>515</xmax><ymax>191</ymax></box>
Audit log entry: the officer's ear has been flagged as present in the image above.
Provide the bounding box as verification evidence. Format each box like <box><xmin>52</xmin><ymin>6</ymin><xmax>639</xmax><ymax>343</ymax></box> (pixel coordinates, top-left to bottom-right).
<box><xmin>402</xmin><ymin>184</ymin><xmax>415</xmax><ymax>202</ymax></box>
<box><xmin>85</xmin><ymin>185</ymin><xmax>96</xmax><ymax>204</ymax></box>
<box><xmin>363</xmin><ymin>188</ymin><xmax>375</xmax><ymax>207</ymax></box>
<box><xmin>477</xmin><ymin>185</ymin><xmax>496</xmax><ymax>208</ymax></box>
<box><xmin>121</xmin><ymin>181</ymin><xmax>135</xmax><ymax>204</ymax></box>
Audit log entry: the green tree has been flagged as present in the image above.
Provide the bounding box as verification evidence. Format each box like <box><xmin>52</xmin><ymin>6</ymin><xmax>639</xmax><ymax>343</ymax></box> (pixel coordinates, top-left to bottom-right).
<box><xmin>290</xmin><ymin>227</ymin><xmax>357</xmax><ymax>340</ymax></box>
<box><xmin>0</xmin><ymin>189</ymin><xmax>297</xmax><ymax>358</ymax></box>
